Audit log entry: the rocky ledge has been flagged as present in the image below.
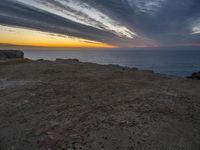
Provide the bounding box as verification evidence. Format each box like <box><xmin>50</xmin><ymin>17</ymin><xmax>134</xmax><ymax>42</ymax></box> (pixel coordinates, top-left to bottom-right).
<box><xmin>188</xmin><ymin>72</ymin><xmax>200</xmax><ymax>80</ymax></box>
<box><xmin>0</xmin><ymin>58</ymin><xmax>200</xmax><ymax>150</ymax></box>
<box><xmin>0</xmin><ymin>50</ymin><xmax>24</xmax><ymax>60</ymax></box>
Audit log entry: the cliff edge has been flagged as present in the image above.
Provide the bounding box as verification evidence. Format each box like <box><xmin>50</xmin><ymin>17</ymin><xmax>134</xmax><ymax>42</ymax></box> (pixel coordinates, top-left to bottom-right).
<box><xmin>0</xmin><ymin>59</ymin><xmax>200</xmax><ymax>150</ymax></box>
<box><xmin>0</xmin><ymin>50</ymin><xmax>24</xmax><ymax>60</ymax></box>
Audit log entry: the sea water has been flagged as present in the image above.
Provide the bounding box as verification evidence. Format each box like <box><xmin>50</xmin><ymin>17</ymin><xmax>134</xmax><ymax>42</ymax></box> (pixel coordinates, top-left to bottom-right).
<box><xmin>23</xmin><ymin>48</ymin><xmax>200</xmax><ymax>77</ymax></box>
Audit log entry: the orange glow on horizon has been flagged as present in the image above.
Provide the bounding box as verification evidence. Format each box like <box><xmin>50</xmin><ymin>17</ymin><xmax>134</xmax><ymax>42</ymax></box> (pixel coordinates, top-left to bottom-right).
<box><xmin>0</xmin><ymin>25</ymin><xmax>116</xmax><ymax>48</ymax></box>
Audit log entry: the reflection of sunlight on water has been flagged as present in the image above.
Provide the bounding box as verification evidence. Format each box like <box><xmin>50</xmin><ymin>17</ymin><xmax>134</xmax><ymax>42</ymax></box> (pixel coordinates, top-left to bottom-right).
<box><xmin>24</xmin><ymin>49</ymin><xmax>200</xmax><ymax>77</ymax></box>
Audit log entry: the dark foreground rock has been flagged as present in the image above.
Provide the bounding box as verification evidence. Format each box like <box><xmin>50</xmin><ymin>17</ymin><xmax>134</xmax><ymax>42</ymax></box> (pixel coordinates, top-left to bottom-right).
<box><xmin>0</xmin><ymin>50</ymin><xmax>24</xmax><ymax>60</ymax></box>
<box><xmin>0</xmin><ymin>59</ymin><xmax>200</xmax><ymax>150</ymax></box>
<box><xmin>188</xmin><ymin>72</ymin><xmax>200</xmax><ymax>80</ymax></box>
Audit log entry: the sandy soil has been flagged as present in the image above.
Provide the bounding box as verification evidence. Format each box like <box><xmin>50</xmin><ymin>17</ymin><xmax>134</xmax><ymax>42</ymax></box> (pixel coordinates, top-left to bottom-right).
<box><xmin>0</xmin><ymin>58</ymin><xmax>200</xmax><ymax>150</ymax></box>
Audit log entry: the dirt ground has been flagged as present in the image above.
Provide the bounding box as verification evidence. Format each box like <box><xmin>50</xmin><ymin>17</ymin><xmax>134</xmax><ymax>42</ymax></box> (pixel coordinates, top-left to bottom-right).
<box><xmin>0</xmin><ymin>59</ymin><xmax>200</xmax><ymax>150</ymax></box>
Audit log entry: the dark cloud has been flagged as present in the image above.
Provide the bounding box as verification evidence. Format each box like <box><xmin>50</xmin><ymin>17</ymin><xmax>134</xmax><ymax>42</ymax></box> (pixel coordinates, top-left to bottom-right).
<box><xmin>0</xmin><ymin>0</ymin><xmax>200</xmax><ymax>47</ymax></box>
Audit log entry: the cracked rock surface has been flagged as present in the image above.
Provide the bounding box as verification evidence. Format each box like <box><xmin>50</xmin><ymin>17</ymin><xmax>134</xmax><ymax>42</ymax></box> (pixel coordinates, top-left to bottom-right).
<box><xmin>0</xmin><ymin>59</ymin><xmax>200</xmax><ymax>150</ymax></box>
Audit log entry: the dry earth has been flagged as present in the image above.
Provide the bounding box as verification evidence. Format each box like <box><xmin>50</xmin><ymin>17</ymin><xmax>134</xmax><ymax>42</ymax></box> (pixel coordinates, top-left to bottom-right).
<box><xmin>0</xmin><ymin>59</ymin><xmax>200</xmax><ymax>150</ymax></box>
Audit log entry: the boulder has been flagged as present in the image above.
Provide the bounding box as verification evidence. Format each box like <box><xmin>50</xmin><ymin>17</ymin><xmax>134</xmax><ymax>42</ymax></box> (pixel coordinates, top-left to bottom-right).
<box><xmin>56</xmin><ymin>58</ymin><xmax>79</xmax><ymax>63</ymax></box>
<box><xmin>188</xmin><ymin>72</ymin><xmax>200</xmax><ymax>80</ymax></box>
<box><xmin>0</xmin><ymin>50</ymin><xmax>24</xmax><ymax>60</ymax></box>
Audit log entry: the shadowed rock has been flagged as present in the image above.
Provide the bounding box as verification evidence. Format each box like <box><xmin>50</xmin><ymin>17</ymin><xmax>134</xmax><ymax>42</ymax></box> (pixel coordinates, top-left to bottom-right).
<box><xmin>188</xmin><ymin>72</ymin><xmax>200</xmax><ymax>80</ymax></box>
<box><xmin>0</xmin><ymin>50</ymin><xmax>24</xmax><ymax>60</ymax></box>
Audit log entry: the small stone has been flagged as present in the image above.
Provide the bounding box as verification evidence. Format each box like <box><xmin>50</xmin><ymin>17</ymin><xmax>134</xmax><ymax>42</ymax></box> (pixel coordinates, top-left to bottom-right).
<box><xmin>143</xmin><ymin>132</ymin><xmax>149</xmax><ymax>138</ymax></box>
<box><xmin>46</xmin><ymin>131</ymin><xmax>59</xmax><ymax>140</ymax></box>
<box><xmin>50</xmin><ymin>121</ymin><xmax>60</xmax><ymax>128</ymax></box>
<box><xmin>11</xmin><ymin>146</ymin><xmax>15</xmax><ymax>150</ymax></box>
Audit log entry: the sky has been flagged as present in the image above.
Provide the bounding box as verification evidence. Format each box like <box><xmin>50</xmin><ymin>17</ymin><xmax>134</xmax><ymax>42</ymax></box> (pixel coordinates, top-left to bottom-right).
<box><xmin>0</xmin><ymin>0</ymin><xmax>200</xmax><ymax>48</ymax></box>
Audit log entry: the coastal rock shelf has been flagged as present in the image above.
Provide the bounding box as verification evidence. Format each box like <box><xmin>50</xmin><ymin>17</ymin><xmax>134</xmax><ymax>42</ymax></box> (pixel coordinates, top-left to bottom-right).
<box><xmin>0</xmin><ymin>50</ymin><xmax>24</xmax><ymax>60</ymax></box>
<box><xmin>0</xmin><ymin>58</ymin><xmax>200</xmax><ymax>150</ymax></box>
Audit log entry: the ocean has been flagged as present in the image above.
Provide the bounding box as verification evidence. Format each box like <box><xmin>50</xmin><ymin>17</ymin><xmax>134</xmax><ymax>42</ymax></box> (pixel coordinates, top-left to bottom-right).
<box><xmin>23</xmin><ymin>48</ymin><xmax>200</xmax><ymax>77</ymax></box>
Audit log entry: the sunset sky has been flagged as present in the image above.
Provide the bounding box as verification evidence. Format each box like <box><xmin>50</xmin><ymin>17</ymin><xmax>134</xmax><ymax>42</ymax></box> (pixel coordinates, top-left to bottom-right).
<box><xmin>0</xmin><ymin>0</ymin><xmax>200</xmax><ymax>48</ymax></box>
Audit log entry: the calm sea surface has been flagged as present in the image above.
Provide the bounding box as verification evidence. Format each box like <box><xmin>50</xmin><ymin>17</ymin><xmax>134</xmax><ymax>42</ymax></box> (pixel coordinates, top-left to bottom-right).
<box><xmin>23</xmin><ymin>48</ymin><xmax>200</xmax><ymax>77</ymax></box>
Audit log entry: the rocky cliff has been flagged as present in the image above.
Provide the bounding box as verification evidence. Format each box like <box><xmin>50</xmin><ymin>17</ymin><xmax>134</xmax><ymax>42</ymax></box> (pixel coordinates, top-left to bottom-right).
<box><xmin>0</xmin><ymin>50</ymin><xmax>24</xmax><ymax>60</ymax></box>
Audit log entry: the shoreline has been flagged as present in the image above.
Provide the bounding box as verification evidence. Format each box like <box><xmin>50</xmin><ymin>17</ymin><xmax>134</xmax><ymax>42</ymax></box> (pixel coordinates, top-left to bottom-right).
<box><xmin>2</xmin><ymin>49</ymin><xmax>199</xmax><ymax>77</ymax></box>
<box><xmin>1</xmin><ymin>57</ymin><xmax>198</xmax><ymax>79</ymax></box>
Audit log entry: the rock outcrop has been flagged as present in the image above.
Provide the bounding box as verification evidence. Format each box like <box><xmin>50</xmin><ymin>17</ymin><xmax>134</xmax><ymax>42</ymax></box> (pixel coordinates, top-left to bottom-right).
<box><xmin>0</xmin><ymin>50</ymin><xmax>24</xmax><ymax>60</ymax></box>
<box><xmin>188</xmin><ymin>72</ymin><xmax>200</xmax><ymax>80</ymax></box>
<box><xmin>0</xmin><ymin>59</ymin><xmax>200</xmax><ymax>150</ymax></box>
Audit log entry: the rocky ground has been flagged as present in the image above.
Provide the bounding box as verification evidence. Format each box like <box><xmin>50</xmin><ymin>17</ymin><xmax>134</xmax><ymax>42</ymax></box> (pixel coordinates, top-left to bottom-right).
<box><xmin>0</xmin><ymin>58</ymin><xmax>200</xmax><ymax>150</ymax></box>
